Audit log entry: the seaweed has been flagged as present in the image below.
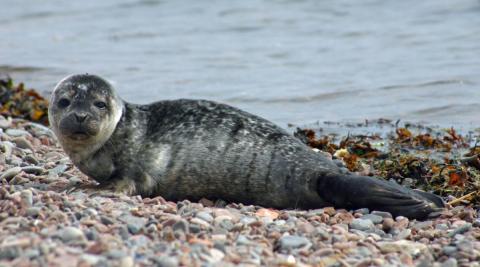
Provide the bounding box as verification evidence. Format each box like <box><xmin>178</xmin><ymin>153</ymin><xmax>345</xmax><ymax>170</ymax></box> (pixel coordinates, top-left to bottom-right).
<box><xmin>295</xmin><ymin>123</ymin><xmax>480</xmax><ymax>206</ymax></box>
<box><xmin>0</xmin><ymin>77</ymin><xmax>49</xmax><ymax>125</ymax></box>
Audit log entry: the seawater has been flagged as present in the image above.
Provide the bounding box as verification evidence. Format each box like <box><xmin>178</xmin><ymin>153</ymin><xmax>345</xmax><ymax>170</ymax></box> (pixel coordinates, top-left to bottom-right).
<box><xmin>1</xmin><ymin>0</ymin><xmax>479</xmax><ymax>128</ymax></box>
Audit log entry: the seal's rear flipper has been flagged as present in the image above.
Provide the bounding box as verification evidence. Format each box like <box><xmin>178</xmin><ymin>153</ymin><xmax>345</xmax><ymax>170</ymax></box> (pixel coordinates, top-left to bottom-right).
<box><xmin>317</xmin><ymin>173</ymin><xmax>444</xmax><ymax>219</ymax></box>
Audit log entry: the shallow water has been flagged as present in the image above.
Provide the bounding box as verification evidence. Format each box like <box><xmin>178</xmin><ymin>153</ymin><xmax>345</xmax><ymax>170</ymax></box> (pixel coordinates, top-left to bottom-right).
<box><xmin>1</xmin><ymin>0</ymin><xmax>480</xmax><ymax>128</ymax></box>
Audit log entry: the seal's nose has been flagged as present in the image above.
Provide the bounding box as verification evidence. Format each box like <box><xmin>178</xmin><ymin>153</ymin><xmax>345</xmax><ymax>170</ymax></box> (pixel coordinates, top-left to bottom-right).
<box><xmin>74</xmin><ymin>113</ymin><xmax>88</xmax><ymax>123</ymax></box>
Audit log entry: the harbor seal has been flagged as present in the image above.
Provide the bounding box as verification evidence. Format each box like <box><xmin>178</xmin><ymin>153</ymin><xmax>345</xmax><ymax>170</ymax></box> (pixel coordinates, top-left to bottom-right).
<box><xmin>48</xmin><ymin>74</ymin><xmax>444</xmax><ymax>219</ymax></box>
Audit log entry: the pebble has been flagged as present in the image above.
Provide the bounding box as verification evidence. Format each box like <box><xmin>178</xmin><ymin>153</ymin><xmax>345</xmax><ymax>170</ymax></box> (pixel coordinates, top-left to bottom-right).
<box><xmin>377</xmin><ymin>240</ymin><xmax>427</xmax><ymax>256</ymax></box>
<box><xmin>48</xmin><ymin>164</ymin><xmax>69</xmax><ymax>175</ymax></box>
<box><xmin>23</xmin><ymin>155</ymin><xmax>39</xmax><ymax>165</ymax></box>
<box><xmin>277</xmin><ymin>235</ymin><xmax>311</xmax><ymax>251</ymax></box>
<box><xmin>59</xmin><ymin>227</ymin><xmax>87</xmax><ymax>244</ymax></box>
<box><xmin>100</xmin><ymin>215</ymin><xmax>115</xmax><ymax>225</ymax></box>
<box><xmin>240</xmin><ymin>216</ymin><xmax>257</xmax><ymax>225</ymax></box>
<box><xmin>172</xmin><ymin>220</ymin><xmax>189</xmax><ymax>233</ymax></box>
<box><xmin>80</xmin><ymin>254</ymin><xmax>104</xmax><ymax>265</ymax></box>
<box><xmin>0</xmin><ymin>117</ymin><xmax>11</xmax><ymax>129</ymax></box>
<box><xmin>5</xmin><ymin>129</ymin><xmax>30</xmax><ymax>137</ymax></box>
<box><xmin>119</xmin><ymin>214</ymin><xmax>146</xmax><ymax>234</ymax></box>
<box><xmin>21</xmin><ymin>166</ymin><xmax>45</xmax><ymax>175</ymax></box>
<box><xmin>190</xmin><ymin>217</ymin><xmax>211</xmax><ymax>228</ymax></box>
<box><xmin>396</xmin><ymin>229</ymin><xmax>412</xmax><ymax>240</ymax></box>
<box><xmin>189</xmin><ymin>224</ymin><xmax>202</xmax><ymax>234</ymax></box>
<box><xmin>350</xmin><ymin>218</ymin><xmax>375</xmax><ymax>231</ymax></box>
<box><xmin>0</xmin><ymin>166</ymin><xmax>22</xmax><ymax>180</ymax></box>
<box><xmin>448</xmin><ymin>223</ymin><xmax>472</xmax><ymax>237</ymax></box>
<box><xmin>436</xmin><ymin>224</ymin><xmax>449</xmax><ymax>231</ymax></box>
<box><xmin>441</xmin><ymin>258</ymin><xmax>458</xmax><ymax>267</ymax></box>
<box><xmin>153</xmin><ymin>257</ymin><xmax>179</xmax><ymax>267</ymax></box>
<box><xmin>127</xmin><ymin>223</ymin><xmax>142</xmax><ymax>234</ymax></box>
<box><xmin>413</xmin><ymin>220</ymin><xmax>433</xmax><ymax>230</ymax></box>
<box><xmin>382</xmin><ymin>218</ymin><xmax>395</xmax><ymax>231</ymax></box>
<box><xmin>195</xmin><ymin>211</ymin><xmax>214</xmax><ymax>223</ymax></box>
<box><xmin>361</xmin><ymin>214</ymin><xmax>383</xmax><ymax>224</ymax></box>
<box><xmin>0</xmin><ymin>120</ymin><xmax>478</xmax><ymax>266</ymax></box>
<box><xmin>12</xmin><ymin>137</ymin><xmax>34</xmax><ymax>150</ymax></box>
<box><xmin>26</xmin><ymin>207</ymin><xmax>41</xmax><ymax>217</ymax></box>
<box><xmin>371</xmin><ymin>211</ymin><xmax>393</xmax><ymax>218</ymax></box>
<box><xmin>20</xmin><ymin>189</ymin><xmax>33</xmax><ymax>207</ymax></box>
<box><xmin>119</xmin><ymin>256</ymin><xmax>135</xmax><ymax>267</ymax></box>
<box><xmin>236</xmin><ymin>235</ymin><xmax>253</xmax><ymax>246</ymax></box>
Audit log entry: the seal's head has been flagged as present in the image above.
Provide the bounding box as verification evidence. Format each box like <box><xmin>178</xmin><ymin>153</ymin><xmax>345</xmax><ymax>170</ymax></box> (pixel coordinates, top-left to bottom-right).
<box><xmin>48</xmin><ymin>74</ymin><xmax>124</xmax><ymax>161</ymax></box>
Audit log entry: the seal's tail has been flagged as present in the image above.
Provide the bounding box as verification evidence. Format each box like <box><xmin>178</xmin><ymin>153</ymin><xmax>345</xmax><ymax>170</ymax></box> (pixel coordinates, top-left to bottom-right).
<box><xmin>317</xmin><ymin>173</ymin><xmax>444</xmax><ymax>219</ymax></box>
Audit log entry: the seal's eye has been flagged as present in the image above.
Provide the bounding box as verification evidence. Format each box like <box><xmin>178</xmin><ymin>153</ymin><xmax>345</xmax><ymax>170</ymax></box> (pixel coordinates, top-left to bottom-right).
<box><xmin>58</xmin><ymin>98</ymin><xmax>70</xmax><ymax>108</ymax></box>
<box><xmin>94</xmin><ymin>101</ymin><xmax>107</xmax><ymax>109</ymax></box>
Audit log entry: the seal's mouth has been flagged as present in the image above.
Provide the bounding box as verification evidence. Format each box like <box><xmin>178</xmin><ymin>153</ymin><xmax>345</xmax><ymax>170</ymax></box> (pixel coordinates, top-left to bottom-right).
<box><xmin>68</xmin><ymin>131</ymin><xmax>91</xmax><ymax>141</ymax></box>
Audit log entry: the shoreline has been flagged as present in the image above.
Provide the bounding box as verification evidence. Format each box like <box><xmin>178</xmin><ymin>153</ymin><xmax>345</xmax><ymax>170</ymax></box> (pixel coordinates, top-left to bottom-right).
<box><xmin>0</xmin><ymin>80</ymin><xmax>479</xmax><ymax>266</ymax></box>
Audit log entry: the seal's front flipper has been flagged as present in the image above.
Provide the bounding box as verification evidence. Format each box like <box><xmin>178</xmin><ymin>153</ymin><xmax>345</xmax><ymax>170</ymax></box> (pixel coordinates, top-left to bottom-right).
<box><xmin>317</xmin><ymin>173</ymin><xmax>444</xmax><ymax>219</ymax></box>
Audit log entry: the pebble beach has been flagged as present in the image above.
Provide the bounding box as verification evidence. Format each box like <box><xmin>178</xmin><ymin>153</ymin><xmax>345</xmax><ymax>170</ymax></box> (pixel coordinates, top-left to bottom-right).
<box><xmin>0</xmin><ymin>115</ymin><xmax>479</xmax><ymax>267</ymax></box>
